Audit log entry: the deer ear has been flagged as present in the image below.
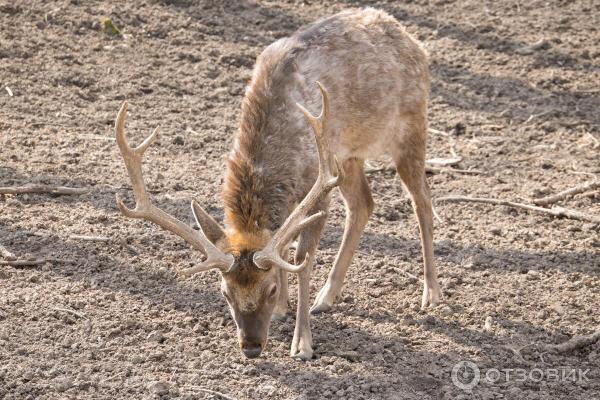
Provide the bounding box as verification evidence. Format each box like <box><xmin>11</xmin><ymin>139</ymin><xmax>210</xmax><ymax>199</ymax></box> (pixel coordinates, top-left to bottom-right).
<box><xmin>191</xmin><ymin>200</ymin><xmax>226</xmax><ymax>244</ymax></box>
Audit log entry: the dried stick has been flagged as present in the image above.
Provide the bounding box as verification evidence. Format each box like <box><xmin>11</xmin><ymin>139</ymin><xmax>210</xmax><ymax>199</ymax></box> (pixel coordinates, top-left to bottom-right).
<box><xmin>365</xmin><ymin>164</ymin><xmax>481</xmax><ymax>175</ymax></box>
<box><xmin>0</xmin><ymin>244</ymin><xmax>16</xmax><ymax>261</ymax></box>
<box><xmin>52</xmin><ymin>307</ymin><xmax>87</xmax><ymax>319</ymax></box>
<box><xmin>543</xmin><ymin>328</ymin><xmax>600</xmax><ymax>353</ymax></box>
<box><xmin>0</xmin><ymin>259</ymin><xmax>48</xmax><ymax>267</ymax></box>
<box><xmin>183</xmin><ymin>386</ymin><xmax>237</xmax><ymax>400</ymax></box>
<box><xmin>533</xmin><ymin>181</ymin><xmax>600</xmax><ymax>206</ymax></box>
<box><xmin>426</xmin><ymin>156</ymin><xmax>462</xmax><ymax>167</ymax></box>
<box><xmin>69</xmin><ymin>235</ymin><xmax>111</xmax><ymax>242</ymax></box>
<box><xmin>436</xmin><ymin>196</ymin><xmax>600</xmax><ymax>223</ymax></box>
<box><xmin>0</xmin><ymin>185</ymin><xmax>89</xmax><ymax>195</ymax></box>
<box><xmin>428</xmin><ymin>128</ymin><xmax>450</xmax><ymax>137</ymax></box>
<box><xmin>0</xmin><ymin>258</ymin><xmax>75</xmax><ymax>267</ymax></box>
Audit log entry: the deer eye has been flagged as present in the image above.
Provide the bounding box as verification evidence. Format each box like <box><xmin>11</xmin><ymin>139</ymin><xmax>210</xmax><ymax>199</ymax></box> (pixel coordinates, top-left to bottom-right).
<box><xmin>268</xmin><ymin>284</ymin><xmax>278</xmax><ymax>298</ymax></box>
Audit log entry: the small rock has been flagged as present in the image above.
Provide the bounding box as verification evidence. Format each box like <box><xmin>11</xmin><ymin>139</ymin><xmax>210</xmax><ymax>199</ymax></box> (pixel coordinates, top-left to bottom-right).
<box><xmin>22</xmin><ymin>370</ymin><xmax>34</xmax><ymax>381</ymax></box>
<box><xmin>335</xmin><ymin>350</ymin><xmax>360</xmax><ymax>362</ymax></box>
<box><xmin>484</xmin><ymin>316</ymin><xmax>493</xmax><ymax>332</ymax></box>
<box><xmin>147</xmin><ymin>330</ymin><xmax>165</xmax><ymax>343</ymax></box>
<box><xmin>551</xmin><ymin>303</ymin><xmax>565</xmax><ymax>315</ymax></box>
<box><xmin>439</xmin><ymin>305</ymin><xmax>453</xmax><ymax>317</ymax></box>
<box><xmin>490</xmin><ymin>227</ymin><xmax>502</xmax><ymax>236</ymax></box>
<box><xmin>526</xmin><ymin>270</ymin><xmax>540</xmax><ymax>280</ymax></box>
<box><xmin>172</xmin><ymin>136</ymin><xmax>185</xmax><ymax>146</ymax></box>
<box><xmin>54</xmin><ymin>377</ymin><xmax>73</xmax><ymax>392</ymax></box>
<box><xmin>452</xmin><ymin>122</ymin><xmax>467</xmax><ymax>136</ymax></box>
<box><xmin>131</xmin><ymin>355</ymin><xmax>144</xmax><ymax>364</ymax></box>
<box><xmin>148</xmin><ymin>380</ymin><xmax>170</xmax><ymax>396</ymax></box>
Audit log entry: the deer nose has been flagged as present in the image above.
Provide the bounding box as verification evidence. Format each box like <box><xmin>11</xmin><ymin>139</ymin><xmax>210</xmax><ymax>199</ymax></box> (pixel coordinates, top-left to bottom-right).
<box><xmin>241</xmin><ymin>344</ymin><xmax>262</xmax><ymax>359</ymax></box>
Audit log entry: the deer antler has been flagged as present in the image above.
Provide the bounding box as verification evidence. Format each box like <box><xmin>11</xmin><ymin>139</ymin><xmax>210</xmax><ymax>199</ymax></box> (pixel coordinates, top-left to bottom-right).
<box><xmin>253</xmin><ymin>82</ymin><xmax>342</xmax><ymax>273</ymax></box>
<box><xmin>115</xmin><ymin>102</ymin><xmax>234</xmax><ymax>274</ymax></box>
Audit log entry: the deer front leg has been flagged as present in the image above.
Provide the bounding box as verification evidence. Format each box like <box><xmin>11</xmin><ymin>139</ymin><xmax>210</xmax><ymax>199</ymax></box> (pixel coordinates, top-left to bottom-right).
<box><xmin>272</xmin><ymin>268</ymin><xmax>289</xmax><ymax>320</ymax></box>
<box><xmin>311</xmin><ymin>158</ymin><xmax>373</xmax><ymax>314</ymax></box>
<box><xmin>290</xmin><ymin>206</ymin><xmax>327</xmax><ymax>359</ymax></box>
<box><xmin>291</xmin><ymin>261</ymin><xmax>314</xmax><ymax>359</ymax></box>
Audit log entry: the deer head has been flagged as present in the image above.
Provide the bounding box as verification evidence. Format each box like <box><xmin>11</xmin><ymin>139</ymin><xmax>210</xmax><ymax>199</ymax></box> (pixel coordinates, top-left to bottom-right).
<box><xmin>114</xmin><ymin>83</ymin><xmax>340</xmax><ymax>358</ymax></box>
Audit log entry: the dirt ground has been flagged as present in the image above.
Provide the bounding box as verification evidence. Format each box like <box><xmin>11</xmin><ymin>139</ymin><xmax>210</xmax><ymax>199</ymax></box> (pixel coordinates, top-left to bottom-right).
<box><xmin>1</xmin><ymin>0</ymin><xmax>599</xmax><ymax>399</ymax></box>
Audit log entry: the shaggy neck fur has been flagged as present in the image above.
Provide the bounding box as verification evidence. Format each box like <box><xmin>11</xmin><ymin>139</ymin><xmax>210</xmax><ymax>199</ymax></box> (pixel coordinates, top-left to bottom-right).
<box><xmin>221</xmin><ymin>42</ymin><xmax>301</xmax><ymax>253</ymax></box>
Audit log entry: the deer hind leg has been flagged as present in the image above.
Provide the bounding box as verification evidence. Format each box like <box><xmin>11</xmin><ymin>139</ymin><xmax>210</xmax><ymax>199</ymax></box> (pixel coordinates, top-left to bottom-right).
<box><xmin>311</xmin><ymin>158</ymin><xmax>373</xmax><ymax>314</ymax></box>
<box><xmin>393</xmin><ymin>137</ymin><xmax>441</xmax><ymax>309</ymax></box>
<box><xmin>290</xmin><ymin>200</ymin><xmax>329</xmax><ymax>360</ymax></box>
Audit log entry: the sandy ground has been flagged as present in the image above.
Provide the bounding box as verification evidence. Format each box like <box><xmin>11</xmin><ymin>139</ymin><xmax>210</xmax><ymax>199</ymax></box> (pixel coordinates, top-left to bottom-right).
<box><xmin>1</xmin><ymin>0</ymin><xmax>599</xmax><ymax>399</ymax></box>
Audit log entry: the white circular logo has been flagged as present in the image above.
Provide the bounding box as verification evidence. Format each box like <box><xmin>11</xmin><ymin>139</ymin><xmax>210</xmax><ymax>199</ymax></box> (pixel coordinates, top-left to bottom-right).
<box><xmin>452</xmin><ymin>361</ymin><xmax>480</xmax><ymax>391</ymax></box>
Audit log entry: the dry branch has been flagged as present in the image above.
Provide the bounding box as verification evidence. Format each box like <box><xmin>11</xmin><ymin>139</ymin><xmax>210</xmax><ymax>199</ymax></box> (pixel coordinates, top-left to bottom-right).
<box><xmin>183</xmin><ymin>386</ymin><xmax>237</xmax><ymax>400</ymax></box>
<box><xmin>428</xmin><ymin>128</ymin><xmax>450</xmax><ymax>136</ymax></box>
<box><xmin>52</xmin><ymin>306</ymin><xmax>87</xmax><ymax>319</ymax></box>
<box><xmin>533</xmin><ymin>181</ymin><xmax>600</xmax><ymax>206</ymax></box>
<box><xmin>69</xmin><ymin>235</ymin><xmax>111</xmax><ymax>242</ymax></box>
<box><xmin>0</xmin><ymin>259</ymin><xmax>48</xmax><ymax>267</ymax></box>
<box><xmin>436</xmin><ymin>195</ymin><xmax>600</xmax><ymax>223</ymax></box>
<box><xmin>543</xmin><ymin>328</ymin><xmax>600</xmax><ymax>353</ymax></box>
<box><xmin>0</xmin><ymin>185</ymin><xmax>89</xmax><ymax>195</ymax></box>
<box><xmin>0</xmin><ymin>258</ymin><xmax>75</xmax><ymax>267</ymax></box>
<box><xmin>365</xmin><ymin>163</ymin><xmax>482</xmax><ymax>175</ymax></box>
<box><xmin>426</xmin><ymin>156</ymin><xmax>463</xmax><ymax>167</ymax></box>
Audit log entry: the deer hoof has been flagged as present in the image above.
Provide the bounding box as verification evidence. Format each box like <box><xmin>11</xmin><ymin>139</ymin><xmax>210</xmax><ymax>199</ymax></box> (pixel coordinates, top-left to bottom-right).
<box><xmin>421</xmin><ymin>281</ymin><xmax>441</xmax><ymax>309</ymax></box>
<box><xmin>310</xmin><ymin>285</ymin><xmax>337</xmax><ymax>314</ymax></box>
<box><xmin>290</xmin><ymin>343</ymin><xmax>314</xmax><ymax>360</ymax></box>
<box><xmin>310</xmin><ymin>300</ymin><xmax>332</xmax><ymax>314</ymax></box>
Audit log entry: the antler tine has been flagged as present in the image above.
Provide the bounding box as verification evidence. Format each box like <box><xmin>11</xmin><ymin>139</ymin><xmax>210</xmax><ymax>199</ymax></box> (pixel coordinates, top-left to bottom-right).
<box><xmin>253</xmin><ymin>82</ymin><xmax>342</xmax><ymax>273</ymax></box>
<box><xmin>114</xmin><ymin>102</ymin><xmax>234</xmax><ymax>274</ymax></box>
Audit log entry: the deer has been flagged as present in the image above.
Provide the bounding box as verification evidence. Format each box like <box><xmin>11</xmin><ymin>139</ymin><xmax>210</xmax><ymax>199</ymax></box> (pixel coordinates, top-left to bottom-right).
<box><xmin>114</xmin><ymin>8</ymin><xmax>440</xmax><ymax>360</ymax></box>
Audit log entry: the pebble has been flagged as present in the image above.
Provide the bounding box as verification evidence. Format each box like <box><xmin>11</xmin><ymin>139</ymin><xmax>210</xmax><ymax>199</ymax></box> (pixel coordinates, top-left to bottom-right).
<box><xmin>148</xmin><ymin>380</ymin><xmax>170</xmax><ymax>396</ymax></box>
<box><xmin>484</xmin><ymin>316</ymin><xmax>493</xmax><ymax>332</ymax></box>
<box><xmin>54</xmin><ymin>377</ymin><xmax>73</xmax><ymax>393</ymax></box>
<box><xmin>551</xmin><ymin>303</ymin><xmax>565</xmax><ymax>315</ymax></box>
<box><xmin>439</xmin><ymin>305</ymin><xmax>453</xmax><ymax>317</ymax></box>
<box><xmin>131</xmin><ymin>355</ymin><xmax>144</xmax><ymax>364</ymax></box>
<box><xmin>147</xmin><ymin>330</ymin><xmax>165</xmax><ymax>343</ymax></box>
<box><xmin>526</xmin><ymin>270</ymin><xmax>541</xmax><ymax>280</ymax></box>
<box><xmin>335</xmin><ymin>350</ymin><xmax>360</xmax><ymax>362</ymax></box>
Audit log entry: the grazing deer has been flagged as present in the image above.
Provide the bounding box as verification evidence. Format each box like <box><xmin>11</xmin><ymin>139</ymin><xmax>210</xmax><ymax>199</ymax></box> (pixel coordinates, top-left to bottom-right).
<box><xmin>115</xmin><ymin>8</ymin><xmax>440</xmax><ymax>360</ymax></box>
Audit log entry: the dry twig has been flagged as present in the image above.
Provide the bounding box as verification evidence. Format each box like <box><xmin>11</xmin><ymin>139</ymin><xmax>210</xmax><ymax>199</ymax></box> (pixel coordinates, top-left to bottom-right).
<box><xmin>0</xmin><ymin>258</ymin><xmax>75</xmax><ymax>267</ymax></box>
<box><xmin>542</xmin><ymin>328</ymin><xmax>600</xmax><ymax>353</ymax></box>
<box><xmin>436</xmin><ymin>195</ymin><xmax>600</xmax><ymax>223</ymax></box>
<box><xmin>365</xmin><ymin>164</ymin><xmax>481</xmax><ymax>175</ymax></box>
<box><xmin>0</xmin><ymin>259</ymin><xmax>48</xmax><ymax>267</ymax></box>
<box><xmin>533</xmin><ymin>181</ymin><xmax>600</xmax><ymax>206</ymax></box>
<box><xmin>52</xmin><ymin>306</ymin><xmax>87</xmax><ymax>320</ymax></box>
<box><xmin>183</xmin><ymin>386</ymin><xmax>237</xmax><ymax>400</ymax></box>
<box><xmin>0</xmin><ymin>185</ymin><xmax>89</xmax><ymax>195</ymax></box>
<box><xmin>428</xmin><ymin>128</ymin><xmax>450</xmax><ymax>136</ymax></box>
<box><xmin>426</xmin><ymin>156</ymin><xmax>463</xmax><ymax>167</ymax></box>
<box><xmin>69</xmin><ymin>235</ymin><xmax>111</xmax><ymax>242</ymax></box>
